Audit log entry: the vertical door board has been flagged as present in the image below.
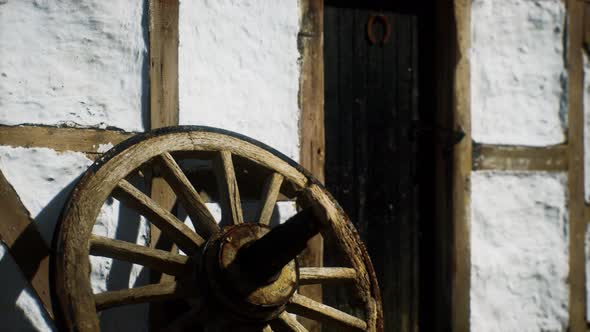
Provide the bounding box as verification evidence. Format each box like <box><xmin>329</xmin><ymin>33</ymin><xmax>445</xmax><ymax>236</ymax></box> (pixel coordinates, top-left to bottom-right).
<box><xmin>324</xmin><ymin>4</ymin><xmax>420</xmax><ymax>330</ymax></box>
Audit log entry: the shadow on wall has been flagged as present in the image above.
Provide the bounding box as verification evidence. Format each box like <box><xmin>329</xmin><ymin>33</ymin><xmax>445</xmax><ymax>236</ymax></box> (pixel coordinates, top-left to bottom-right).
<box><xmin>98</xmin><ymin>177</ymin><xmax>149</xmax><ymax>332</ymax></box>
<box><xmin>0</xmin><ymin>176</ymin><xmax>80</xmax><ymax>331</ymax></box>
<box><xmin>1</xmin><ymin>174</ymin><xmax>292</xmax><ymax>331</ymax></box>
<box><xmin>0</xmin><ymin>176</ymin><xmax>151</xmax><ymax>331</ymax></box>
<box><xmin>0</xmin><ymin>244</ymin><xmax>55</xmax><ymax>331</ymax></box>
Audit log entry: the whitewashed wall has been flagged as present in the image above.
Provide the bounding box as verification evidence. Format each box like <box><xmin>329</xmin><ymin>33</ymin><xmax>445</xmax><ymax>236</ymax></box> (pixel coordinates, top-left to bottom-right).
<box><xmin>471</xmin><ymin>0</ymin><xmax>567</xmax><ymax>146</ymax></box>
<box><xmin>0</xmin><ymin>1</ymin><xmax>149</xmax><ymax>132</ymax></box>
<box><xmin>471</xmin><ymin>172</ymin><xmax>569</xmax><ymax>331</ymax></box>
<box><xmin>0</xmin><ymin>0</ymin><xmax>301</xmax><ymax>330</ymax></box>
<box><xmin>471</xmin><ymin>0</ymin><xmax>570</xmax><ymax>331</ymax></box>
<box><xmin>179</xmin><ymin>0</ymin><xmax>301</xmax><ymax>161</ymax></box>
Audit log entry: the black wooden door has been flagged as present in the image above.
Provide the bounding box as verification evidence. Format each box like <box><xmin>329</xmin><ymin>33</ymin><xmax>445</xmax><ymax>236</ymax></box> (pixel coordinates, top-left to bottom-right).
<box><xmin>324</xmin><ymin>3</ymin><xmax>425</xmax><ymax>331</ymax></box>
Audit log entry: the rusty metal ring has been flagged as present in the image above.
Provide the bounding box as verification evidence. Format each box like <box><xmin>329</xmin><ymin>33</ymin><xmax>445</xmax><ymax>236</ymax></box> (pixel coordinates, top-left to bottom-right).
<box><xmin>367</xmin><ymin>14</ymin><xmax>391</xmax><ymax>45</ymax></box>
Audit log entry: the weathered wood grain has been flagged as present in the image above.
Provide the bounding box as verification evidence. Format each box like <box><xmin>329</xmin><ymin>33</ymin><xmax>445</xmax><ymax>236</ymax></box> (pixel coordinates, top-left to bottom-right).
<box><xmin>257</xmin><ymin>172</ymin><xmax>284</xmax><ymax>225</ymax></box>
<box><xmin>568</xmin><ymin>0</ymin><xmax>587</xmax><ymax>330</ymax></box>
<box><xmin>288</xmin><ymin>293</ymin><xmax>366</xmax><ymax>331</ymax></box>
<box><xmin>89</xmin><ymin>235</ymin><xmax>189</xmax><ymax>276</ymax></box>
<box><xmin>148</xmin><ymin>176</ymin><xmax>177</xmax><ymax>258</ymax></box>
<box><xmin>472</xmin><ymin>144</ymin><xmax>567</xmax><ymax>171</ymax></box>
<box><xmin>299</xmin><ymin>267</ymin><xmax>356</xmax><ymax>285</ymax></box>
<box><xmin>451</xmin><ymin>1</ymin><xmax>472</xmax><ymax>331</ymax></box>
<box><xmin>0</xmin><ymin>124</ymin><xmax>133</xmax><ymax>154</ymax></box>
<box><xmin>305</xmin><ymin>183</ymin><xmax>381</xmax><ymax>330</ymax></box>
<box><xmin>149</xmin><ymin>0</ymin><xmax>179</xmax><ymax>129</ymax></box>
<box><xmin>213</xmin><ymin>151</ymin><xmax>244</xmax><ymax>225</ymax></box>
<box><xmin>271</xmin><ymin>312</ymin><xmax>309</xmax><ymax>332</ymax></box>
<box><xmin>148</xmin><ymin>0</ymin><xmax>180</xmax><ymax>321</ymax></box>
<box><xmin>297</xmin><ymin>1</ymin><xmax>324</xmax><ymax>330</ymax></box>
<box><xmin>55</xmin><ymin>129</ymin><xmax>381</xmax><ymax>331</ymax></box>
<box><xmin>112</xmin><ymin>179</ymin><xmax>203</xmax><ymax>254</ymax></box>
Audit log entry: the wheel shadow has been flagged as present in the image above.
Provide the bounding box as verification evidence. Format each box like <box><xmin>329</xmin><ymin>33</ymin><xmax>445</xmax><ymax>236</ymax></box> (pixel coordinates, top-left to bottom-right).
<box><xmin>0</xmin><ymin>175</ymin><xmax>79</xmax><ymax>331</ymax></box>
<box><xmin>97</xmin><ymin>177</ymin><xmax>150</xmax><ymax>332</ymax></box>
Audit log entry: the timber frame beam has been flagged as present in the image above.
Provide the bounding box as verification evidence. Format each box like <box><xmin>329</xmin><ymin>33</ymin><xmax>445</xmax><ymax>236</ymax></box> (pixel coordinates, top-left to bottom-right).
<box><xmin>567</xmin><ymin>0</ymin><xmax>587</xmax><ymax>330</ymax></box>
<box><xmin>0</xmin><ymin>124</ymin><xmax>135</xmax><ymax>156</ymax></box>
<box><xmin>472</xmin><ymin>144</ymin><xmax>568</xmax><ymax>172</ymax></box>
<box><xmin>451</xmin><ymin>1</ymin><xmax>471</xmax><ymax>331</ymax></box>
<box><xmin>147</xmin><ymin>0</ymin><xmax>180</xmax><ymax>329</ymax></box>
<box><xmin>297</xmin><ymin>0</ymin><xmax>324</xmax><ymax>331</ymax></box>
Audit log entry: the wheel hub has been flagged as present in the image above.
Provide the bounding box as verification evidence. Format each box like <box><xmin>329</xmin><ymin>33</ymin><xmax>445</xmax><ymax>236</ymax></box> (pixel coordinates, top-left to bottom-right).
<box><xmin>202</xmin><ymin>223</ymin><xmax>299</xmax><ymax>322</ymax></box>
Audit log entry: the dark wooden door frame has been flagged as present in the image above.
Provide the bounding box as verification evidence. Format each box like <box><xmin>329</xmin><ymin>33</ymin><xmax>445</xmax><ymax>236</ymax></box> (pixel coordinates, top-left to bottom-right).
<box><xmin>433</xmin><ymin>1</ymin><xmax>471</xmax><ymax>331</ymax></box>
<box><xmin>298</xmin><ymin>0</ymin><xmax>471</xmax><ymax>331</ymax></box>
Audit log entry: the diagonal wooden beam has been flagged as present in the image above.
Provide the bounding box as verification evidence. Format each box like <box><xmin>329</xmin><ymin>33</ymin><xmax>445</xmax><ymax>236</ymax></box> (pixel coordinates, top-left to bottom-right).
<box><xmin>0</xmin><ymin>169</ymin><xmax>53</xmax><ymax>318</ymax></box>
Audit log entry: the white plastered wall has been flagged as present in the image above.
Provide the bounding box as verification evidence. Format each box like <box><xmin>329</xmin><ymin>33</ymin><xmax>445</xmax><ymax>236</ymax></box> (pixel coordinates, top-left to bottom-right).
<box><xmin>178</xmin><ymin>0</ymin><xmax>301</xmax><ymax>161</ymax></box>
<box><xmin>471</xmin><ymin>0</ymin><xmax>570</xmax><ymax>331</ymax></box>
<box><xmin>0</xmin><ymin>0</ymin><xmax>302</xmax><ymax>330</ymax></box>
<box><xmin>0</xmin><ymin>1</ymin><xmax>149</xmax><ymax>131</ymax></box>
<box><xmin>471</xmin><ymin>0</ymin><xmax>567</xmax><ymax>146</ymax></box>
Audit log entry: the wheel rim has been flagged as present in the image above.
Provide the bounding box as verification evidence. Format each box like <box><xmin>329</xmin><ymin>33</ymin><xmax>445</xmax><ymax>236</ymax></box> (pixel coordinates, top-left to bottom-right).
<box><xmin>54</xmin><ymin>126</ymin><xmax>383</xmax><ymax>331</ymax></box>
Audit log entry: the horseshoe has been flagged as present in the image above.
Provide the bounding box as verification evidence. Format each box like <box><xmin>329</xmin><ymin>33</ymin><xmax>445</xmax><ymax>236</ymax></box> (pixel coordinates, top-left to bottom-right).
<box><xmin>367</xmin><ymin>14</ymin><xmax>392</xmax><ymax>45</ymax></box>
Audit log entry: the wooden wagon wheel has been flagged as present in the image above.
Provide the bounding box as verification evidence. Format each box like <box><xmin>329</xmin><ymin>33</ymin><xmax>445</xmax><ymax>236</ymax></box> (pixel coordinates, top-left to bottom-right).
<box><xmin>53</xmin><ymin>126</ymin><xmax>383</xmax><ymax>331</ymax></box>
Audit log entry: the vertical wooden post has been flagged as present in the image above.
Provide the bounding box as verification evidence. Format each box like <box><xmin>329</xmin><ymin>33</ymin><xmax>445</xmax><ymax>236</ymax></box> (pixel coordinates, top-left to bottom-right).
<box><xmin>149</xmin><ymin>0</ymin><xmax>179</xmax><ymax>128</ymax></box>
<box><xmin>148</xmin><ymin>0</ymin><xmax>179</xmax><ymax>328</ymax></box>
<box><xmin>148</xmin><ymin>0</ymin><xmax>180</xmax><ymax>260</ymax></box>
<box><xmin>451</xmin><ymin>0</ymin><xmax>472</xmax><ymax>331</ymax></box>
<box><xmin>567</xmin><ymin>0</ymin><xmax>586</xmax><ymax>330</ymax></box>
<box><xmin>298</xmin><ymin>0</ymin><xmax>324</xmax><ymax>331</ymax></box>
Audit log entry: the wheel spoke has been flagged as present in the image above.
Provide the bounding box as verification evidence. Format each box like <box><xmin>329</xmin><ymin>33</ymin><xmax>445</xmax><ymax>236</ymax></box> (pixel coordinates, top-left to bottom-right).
<box><xmin>213</xmin><ymin>150</ymin><xmax>244</xmax><ymax>225</ymax></box>
<box><xmin>112</xmin><ymin>180</ymin><xmax>203</xmax><ymax>255</ymax></box>
<box><xmin>94</xmin><ymin>281</ymin><xmax>196</xmax><ymax>311</ymax></box>
<box><xmin>156</xmin><ymin>152</ymin><xmax>220</xmax><ymax>238</ymax></box>
<box><xmin>270</xmin><ymin>312</ymin><xmax>308</xmax><ymax>332</ymax></box>
<box><xmin>257</xmin><ymin>172</ymin><xmax>284</xmax><ymax>225</ymax></box>
<box><xmin>287</xmin><ymin>293</ymin><xmax>366</xmax><ymax>331</ymax></box>
<box><xmin>89</xmin><ymin>235</ymin><xmax>190</xmax><ymax>276</ymax></box>
<box><xmin>299</xmin><ymin>267</ymin><xmax>356</xmax><ymax>285</ymax></box>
